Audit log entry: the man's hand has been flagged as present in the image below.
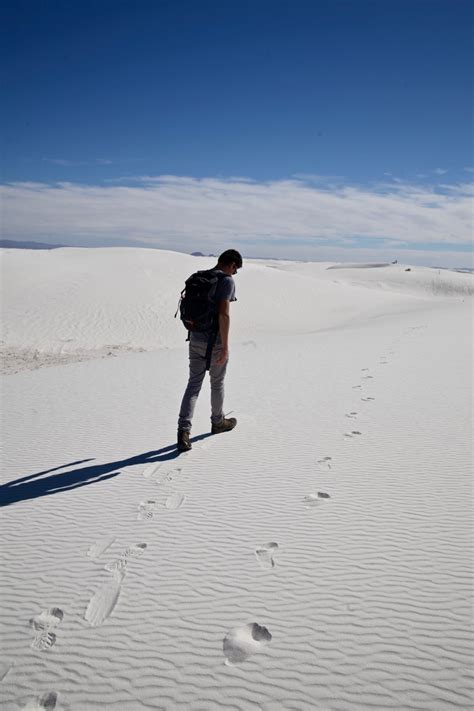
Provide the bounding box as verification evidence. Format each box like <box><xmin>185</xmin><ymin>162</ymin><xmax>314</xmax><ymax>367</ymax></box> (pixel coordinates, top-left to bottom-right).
<box><xmin>215</xmin><ymin>347</ymin><xmax>229</xmax><ymax>366</ymax></box>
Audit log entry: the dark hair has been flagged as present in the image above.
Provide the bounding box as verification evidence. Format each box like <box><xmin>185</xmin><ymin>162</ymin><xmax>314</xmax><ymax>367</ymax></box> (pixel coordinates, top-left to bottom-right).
<box><xmin>218</xmin><ymin>249</ymin><xmax>243</xmax><ymax>269</ymax></box>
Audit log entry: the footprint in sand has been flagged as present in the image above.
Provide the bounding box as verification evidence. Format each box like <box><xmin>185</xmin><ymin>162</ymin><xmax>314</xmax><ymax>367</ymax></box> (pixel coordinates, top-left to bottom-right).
<box><xmin>317</xmin><ymin>456</ymin><xmax>332</xmax><ymax>470</ymax></box>
<box><xmin>104</xmin><ymin>543</ymin><xmax>147</xmax><ymax>572</ymax></box>
<box><xmin>352</xmin><ymin>385</ymin><xmax>362</xmax><ymax>390</ymax></box>
<box><xmin>304</xmin><ymin>492</ymin><xmax>331</xmax><ymax>508</ymax></box>
<box><xmin>157</xmin><ymin>467</ymin><xmax>182</xmax><ymax>485</ymax></box>
<box><xmin>31</xmin><ymin>632</ymin><xmax>57</xmax><ymax>651</ymax></box>
<box><xmin>362</xmin><ymin>375</ymin><xmax>374</xmax><ymax>380</ymax></box>
<box><xmin>361</xmin><ymin>368</ymin><xmax>369</xmax><ymax>372</ymax></box>
<box><xmin>344</xmin><ymin>431</ymin><xmax>362</xmax><ymax>438</ymax></box>
<box><xmin>85</xmin><ymin>570</ymin><xmax>125</xmax><ymax>627</ymax></box>
<box><xmin>29</xmin><ymin>608</ymin><xmax>63</xmax><ymax>651</ymax></box>
<box><xmin>165</xmin><ymin>492</ymin><xmax>185</xmax><ymax>510</ymax></box>
<box><xmin>87</xmin><ymin>536</ymin><xmax>116</xmax><ymax>559</ymax></box>
<box><xmin>137</xmin><ymin>500</ymin><xmax>156</xmax><ymax>520</ymax></box>
<box><xmin>361</xmin><ymin>397</ymin><xmax>375</xmax><ymax>402</ymax></box>
<box><xmin>223</xmin><ymin>623</ymin><xmax>272</xmax><ymax>665</ymax></box>
<box><xmin>30</xmin><ymin>608</ymin><xmax>64</xmax><ymax>632</ymax></box>
<box><xmin>345</xmin><ymin>412</ymin><xmax>358</xmax><ymax>419</ymax></box>
<box><xmin>142</xmin><ymin>463</ymin><xmax>162</xmax><ymax>479</ymax></box>
<box><xmin>22</xmin><ymin>692</ymin><xmax>58</xmax><ymax>710</ymax></box>
<box><xmin>255</xmin><ymin>542</ymin><xmax>279</xmax><ymax>569</ymax></box>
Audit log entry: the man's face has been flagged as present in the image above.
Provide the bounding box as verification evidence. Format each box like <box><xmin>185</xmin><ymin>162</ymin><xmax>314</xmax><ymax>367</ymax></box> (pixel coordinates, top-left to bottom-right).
<box><xmin>231</xmin><ymin>263</ymin><xmax>240</xmax><ymax>275</ymax></box>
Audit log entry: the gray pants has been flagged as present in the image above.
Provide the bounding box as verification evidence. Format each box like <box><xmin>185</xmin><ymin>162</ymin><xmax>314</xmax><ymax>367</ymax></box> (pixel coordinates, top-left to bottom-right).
<box><xmin>178</xmin><ymin>337</ymin><xmax>228</xmax><ymax>432</ymax></box>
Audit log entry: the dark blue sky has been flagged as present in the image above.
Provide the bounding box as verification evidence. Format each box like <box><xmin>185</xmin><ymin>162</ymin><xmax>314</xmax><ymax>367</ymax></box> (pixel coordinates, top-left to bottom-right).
<box><xmin>2</xmin><ymin>0</ymin><xmax>472</xmax><ymax>185</ymax></box>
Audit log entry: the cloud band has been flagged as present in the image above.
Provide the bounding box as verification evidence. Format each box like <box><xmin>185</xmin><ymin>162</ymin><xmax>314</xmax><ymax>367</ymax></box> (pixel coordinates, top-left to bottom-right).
<box><xmin>1</xmin><ymin>176</ymin><xmax>472</xmax><ymax>256</ymax></box>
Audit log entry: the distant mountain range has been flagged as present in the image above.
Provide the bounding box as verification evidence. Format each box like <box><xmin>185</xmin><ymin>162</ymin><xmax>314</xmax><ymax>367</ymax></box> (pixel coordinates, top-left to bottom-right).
<box><xmin>0</xmin><ymin>240</ymin><xmax>65</xmax><ymax>250</ymax></box>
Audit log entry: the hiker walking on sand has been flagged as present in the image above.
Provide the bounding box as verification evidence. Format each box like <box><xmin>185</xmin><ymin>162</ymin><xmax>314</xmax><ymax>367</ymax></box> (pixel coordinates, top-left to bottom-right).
<box><xmin>176</xmin><ymin>249</ymin><xmax>243</xmax><ymax>452</ymax></box>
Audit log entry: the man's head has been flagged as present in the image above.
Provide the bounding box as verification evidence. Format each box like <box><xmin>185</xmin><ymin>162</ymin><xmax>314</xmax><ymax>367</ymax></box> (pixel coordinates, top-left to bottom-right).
<box><xmin>217</xmin><ymin>249</ymin><xmax>243</xmax><ymax>276</ymax></box>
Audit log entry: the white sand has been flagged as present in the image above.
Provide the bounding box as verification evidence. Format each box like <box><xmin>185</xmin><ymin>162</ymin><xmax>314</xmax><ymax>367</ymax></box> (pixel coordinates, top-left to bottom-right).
<box><xmin>1</xmin><ymin>248</ymin><xmax>472</xmax><ymax>710</ymax></box>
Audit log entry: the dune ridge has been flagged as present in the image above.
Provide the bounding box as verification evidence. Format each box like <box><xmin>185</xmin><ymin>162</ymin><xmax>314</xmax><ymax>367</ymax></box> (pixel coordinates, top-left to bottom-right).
<box><xmin>1</xmin><ymin>248</ymin><xmax>471</xmax><ymax>375</ymax></box>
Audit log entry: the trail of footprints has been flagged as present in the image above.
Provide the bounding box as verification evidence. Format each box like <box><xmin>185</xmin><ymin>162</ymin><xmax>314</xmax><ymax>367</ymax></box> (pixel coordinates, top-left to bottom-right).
<box><xmin>307</xmin><ymin>356</ymin><xmax>387</xmax><ymax>506</ymax></box>
<box><xmin>343</xmin><ymin>364</ymin><xmax>379</xmax><ymax>438</ymax></box>
<box><xmin>138</xmin><ymin>459</ymin><xmax>187</xmax><ymax>523</ymax></box>
<box><xmin>80</xmin><ymin>451</ymin><xmax>191</xmax><ymax>644</ymax></box>
<box><xmin>20</xmin><ymin>348</ymin><xmax>394</xmax><ymax>704</ymax></box>
<box><xmin>79</xmin><ymin>453</ymin><xmax>189</xmax><ymax>650</ymax></box>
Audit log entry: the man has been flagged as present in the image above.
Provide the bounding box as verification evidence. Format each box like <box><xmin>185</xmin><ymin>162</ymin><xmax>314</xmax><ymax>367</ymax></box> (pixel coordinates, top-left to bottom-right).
<box><xmin>177</xmin><ymin>249</ymin><xmax>243</xmax><ymax>452</ymax></box>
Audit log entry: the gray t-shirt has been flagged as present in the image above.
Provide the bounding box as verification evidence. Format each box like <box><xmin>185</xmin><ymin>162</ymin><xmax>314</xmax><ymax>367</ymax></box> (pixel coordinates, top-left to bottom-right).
<box><xmin>214</xmin><ymin>270</ymin><xmax>236</xmax><ymax>303</ymax></box>
<box><xmin>190</xmin><ymin>270</ymin><xmax>236</xmax><ymax>343</ymax></box>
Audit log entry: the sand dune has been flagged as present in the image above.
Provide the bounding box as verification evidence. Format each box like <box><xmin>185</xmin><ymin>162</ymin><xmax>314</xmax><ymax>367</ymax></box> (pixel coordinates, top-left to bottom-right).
<box><xmin>2</xmin><ymin>248</ymin><xmax>471</xmax><ymax>375</ymax></box>
<box><xmin>1</xmin><ymin>249</ymin><xmax>472</xmax><ymax>710</ymax></box>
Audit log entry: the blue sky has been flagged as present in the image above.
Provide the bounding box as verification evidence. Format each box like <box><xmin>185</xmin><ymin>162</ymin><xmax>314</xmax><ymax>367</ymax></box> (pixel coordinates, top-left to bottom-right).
<box><xmin>1</xmin><ymin>0</ymin><xmax>472</xmax><ymax>265</ymax></box>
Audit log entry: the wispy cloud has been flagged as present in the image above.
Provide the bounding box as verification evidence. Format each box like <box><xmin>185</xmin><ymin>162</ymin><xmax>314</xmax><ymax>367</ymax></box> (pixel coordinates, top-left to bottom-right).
<box><xmin>433</xmin><ymin>168</ymin><xmax>448</xmax><ymax>175</ymax></box>
<box><xmin>43</xmin><ymin>158</ymin><xmax>113</xmax><ymax>166</ymax></box>
<box><xmin>1</xmin><ymin>175</ymin><xmax>472</xmax><ymax>265</ymax></box>
<box><xmin>291</xmin><ymin>173</ymin><xmax>346</xmax><ymax>185</ymax></box>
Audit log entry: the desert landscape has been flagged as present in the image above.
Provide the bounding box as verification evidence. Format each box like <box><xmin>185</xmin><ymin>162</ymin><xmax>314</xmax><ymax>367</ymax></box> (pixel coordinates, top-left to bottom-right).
<box><xmin>1</xmin><ymin>248</ymin><xmax>472</xmax><ymax>710</ymax></box>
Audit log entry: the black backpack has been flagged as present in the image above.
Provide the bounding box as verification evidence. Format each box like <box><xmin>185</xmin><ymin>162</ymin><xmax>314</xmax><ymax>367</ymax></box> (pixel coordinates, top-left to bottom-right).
<box><xmin>175</xmin><ymin>269</ymin><xmax>224</xmax><ymax>336</ymax></box>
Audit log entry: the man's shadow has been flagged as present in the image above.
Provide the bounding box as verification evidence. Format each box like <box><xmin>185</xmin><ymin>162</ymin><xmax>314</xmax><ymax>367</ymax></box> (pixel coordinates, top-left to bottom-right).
<box><xmin>0</xmin><ymin>433</ymin><xmax>212</xmax><ymax>507</ymax></box>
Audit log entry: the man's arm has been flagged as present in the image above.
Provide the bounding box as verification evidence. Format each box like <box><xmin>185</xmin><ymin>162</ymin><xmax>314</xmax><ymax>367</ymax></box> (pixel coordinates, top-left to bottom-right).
<box><xmin>215</xmin><ymin>298</ymin><xmax>230</xmax><ymax>364</ymax></box>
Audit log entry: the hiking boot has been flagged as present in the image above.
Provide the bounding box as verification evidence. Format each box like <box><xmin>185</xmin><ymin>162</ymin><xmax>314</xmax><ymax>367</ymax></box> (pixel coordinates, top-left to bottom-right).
<box><xmin>177</xmin><ymin>430</ymin><xmax>192</xmax><ymax>452</ymax></box>
<box><xmin>211</xmin><ymin>417</ymin><xmax>237</xmax><ymax>434</ymax></box>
